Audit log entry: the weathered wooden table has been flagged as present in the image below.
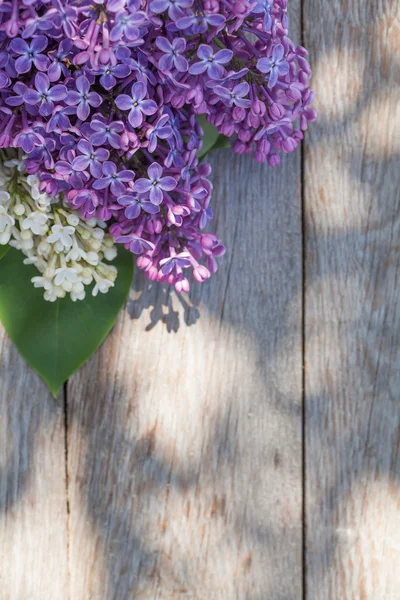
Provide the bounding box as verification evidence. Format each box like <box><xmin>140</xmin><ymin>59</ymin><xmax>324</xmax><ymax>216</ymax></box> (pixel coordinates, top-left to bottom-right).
<box><xmin>1</xmin><ymin>0</ymin><xmax>399</xmax><ymax>598</ymax></box>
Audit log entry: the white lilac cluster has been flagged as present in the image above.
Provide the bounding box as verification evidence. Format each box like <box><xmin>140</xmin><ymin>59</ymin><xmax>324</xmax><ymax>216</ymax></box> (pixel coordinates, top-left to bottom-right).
<box><xmin>0</xmin><ymin>155</ymin><xmax>118</xmax><ymax>302</ymax></box>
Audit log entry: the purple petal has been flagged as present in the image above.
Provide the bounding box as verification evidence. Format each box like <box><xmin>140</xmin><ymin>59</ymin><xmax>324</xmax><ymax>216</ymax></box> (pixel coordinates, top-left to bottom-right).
<box><xmin>173</xmin><ymin>38</ymin><xmax>186</xmax><ymax>52</ymax></box>
<box><xmin>189</xmin><ymin>61</ymin><xmax>207</xmax><ymax>75</ymax></box>
<box><xmin>113</xmin><ymin>64</ymin><xmax>130</xmax><ymax>78</ymax></box>
<box><xmin>33</xmin><ymin>55</ymin><xmax>50</xmax><ymax>72</ymax></box>
<box><xmin>77</xmin><ymin>101</ymin><xmax>90</xmax><ymax>121</ymax></box>
<box><xmin>277</xmin><ymin>62</ymin><xmax>289</xmax><ymax>76</ymax></box>
<box><xmin>31</xmin><ymin>36</ymin><xmax>48</xmax><ymax>53</ymax></box>
<box><xmin>159</xmin><ymin>54</ymin><xmax>174</xmax><ymax>72</ymax></box>
<box><xmin>95</xmin><ymin>148</ymin><xmax>110</xmax><ymax>161</ymax></box>
<box><xmin>268</xmin><ymin>68</ymin><xmax>279</xmax><ymax>89</ymax></box>
<box><xmin>150</xmin><ymin>185</ymin><xmax>163</xmax><ymax>205</ymax></box>
<box><xmin>72</xmin><ymin>155</ymin><xmax>90</xmax><ymax>171</ymax></box>
<box><xmin>39</xmin><ymin>99</ymin><xmax>54</xmax><ymax>116</ymax></box>
<box><xmin>15</xmin><ymin>55</ymin><xmax>32</xmax><ymax>74</ymax></box>
<box><xmin>90</xmin><ymin>132</ymin><xmax>107</xmax><ymax>146</ymax></box>
<box><xmin>128</xmin><ymin>106</ymin><xmax>143</xmax><ymax>128</ymax></box>
<box><xmin>214</xmin><ymin>85</ymin><xmax>230</xmax><ymax>99</ymax></box>
<box><xmin>197</xmin><ymin>44</ymin><xmax>212</xmax><ymax>60</ymax></box>
<box><xmin>174</xmin><ymin>55</ymin><xmax>188</xmax><ymax>72</ymax></box>
<box><xmin>110</xmin><ymin>179</ymin><xmax>126</xmax><ymax>196</ymax></box>
<box><xmin>140</xmin><ymin>99</ymin><xmax>157</xmax><ymax>115</ymax></box>
<box><xmin>100</xmin><ymin>73</ymin><xmax>116</xmax><ymax>90</ymax></box>
<box><xmin>125</xmin><ymin>204</ymin><xmax>141</xmax><ymax>219</ymax></box>
<box><xmin>214</xmin><ymin>49</ymin><xmax>233</xmax><ymax>64</ymax></box>
<box><xmin>93</xmin><ymin>178</ymin><xmax>110</xmax><ymax>190</ymax></box>
<box><xmin>24</xmin><ymin>90</ymin><xmax>41</xmax><ymax>104</ymax></box>
<box><xmin>206</xmin><ymin>14</ymin><xmax>225</xmax><ymax>26</ymax></box>
<box><xmin>76</xmin><ymin>76</ymin><xmax>90</xmax><ymax>94</ymax></box>
<box><xmin>34</xmin><ymin>72</ymin><xmax>49</xmax><ymax>93</ymax></box>
<box><xmin>148</xmin><ymin>162</ymin><xmax>163</xmax><ymax>180</ymax></box>
<box><xmin>90</xmin><ymin>160</ymin><xmax>103</xmax><ymax>178</ymax></box>
<box><xmin>142</xmin><ymin>201</ymin><xmax>160</xmax><ymax>214</ymax></box>
<box><xmin>156</xmin><ymin>37</ymin><xmax>172</xmax><ymax>53</ymax></box>
<box><xmin>87</xmin><ymin>91</ymin><xmax>102</xmax><ymax>107</ymax></box>
<box><xmin>118</xmin><ymin>170</ymin><xmax>134</xmax><ymax>181</ymax></box>
<box><xmin>234</xmin><ymin>82</ymin><xmax>250</xmax><ymax>97</ymax></box>
<box><xmin>115</xmin><ymin>94</ymin><xmax>133</xmax><ymax>110</ymax></box>
<box><xmin>273</xmin><ymin>44</ymin><xmax>285</xmax><ymax>62</ymax></box>
<box><xmin>102</xmin><ymin>161</ymin><xmax>116</xmax><ymax>176</ymax></box>
<box><xmin>134</xmin><ymin>178</ymin><xmax>152</xmax><ymax>193</ymax></box>
<box><xmin>117</xmin><ymin>194</ymin><xmax>135</xmax><ymax>206</ymax></box>
<box><xmin>49</xmin><ymin>84</ymin><xmax>67</xmax><ymax>101</ymax></box>
<box><xmin>257</xmin><ymin>57</ymin><xmax>272</xmax><ymax>74</ymax></box>
<box><xmin>208</xmin><ymin>62</ymin><xmax>224</xmax><ymax>79</ymax></box>
<box><xmin>158</xmin><ymin>176</ymin><xmax>177</xmax><ymax>191</ymax></box>
<box><xmin>131</xmin><ymin>81</ymin><xmax>146</xmax><ymax>101</ymax></box>
<box><xmin>65</xmin><ymin>91</ymin><xmax>81</xmax><ymax>105</ymax></box>
<box><xmin>77</xmin><ymin>139</ymin><xmax>92</xmax><ymax>155</ymax></box>
<box><xmin>10</xmin><ymin>38</ymin><xmax>29</xmax><ymax>55</ymax></box>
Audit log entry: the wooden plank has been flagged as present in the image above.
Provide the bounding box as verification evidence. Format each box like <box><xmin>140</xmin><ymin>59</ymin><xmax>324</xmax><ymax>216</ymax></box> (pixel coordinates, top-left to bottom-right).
<box><xmin>0</xmin><ymin>327</ymin><xmax>69</xmax><ymax>599</ymax></box>
<box><xmin>67</xmin><ymin>3</ymin><xmax>303</xmax><ymax>587</ymax></box>
<box><xmin>304</xmin><ymin>0</ymin><xmax>400</xmax><ymax>598</ymax></box>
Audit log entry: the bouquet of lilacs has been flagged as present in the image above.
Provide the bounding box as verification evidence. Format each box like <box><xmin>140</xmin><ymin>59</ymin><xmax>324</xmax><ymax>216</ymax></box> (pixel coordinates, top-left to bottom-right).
<box><xmin>0</xmin><ymin>0</ymin><xmax>315</xmax><ymax>393</ymax></box>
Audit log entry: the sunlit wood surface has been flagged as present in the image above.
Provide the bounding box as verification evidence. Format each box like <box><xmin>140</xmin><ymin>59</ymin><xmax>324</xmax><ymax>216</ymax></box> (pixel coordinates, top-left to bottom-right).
<box><xmin>0</xmin><ymin>0</ymin><xmax>399</xmax><ymax>598</ymax></box>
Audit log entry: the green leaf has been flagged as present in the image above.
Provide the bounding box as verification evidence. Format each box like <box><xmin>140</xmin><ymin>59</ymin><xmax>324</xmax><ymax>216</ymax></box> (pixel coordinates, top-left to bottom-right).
<box><xmin>0</xmin><ymin>248</ymin><xmax>133</xmax><ymax>397</ymax></box>
<box><xmin>197</xmin><ymin>114</ymin><xmax>225</xmax><ymax>159</ymax></box>
<box><xmin>212</xmin><ymin>134</ymin><xmax>231</xmax><ymax>151</ymax></box>
<box><xmin>0</xmin><ymin>245</ymin><xmax>9</xmax><ymax>261</ymax></box>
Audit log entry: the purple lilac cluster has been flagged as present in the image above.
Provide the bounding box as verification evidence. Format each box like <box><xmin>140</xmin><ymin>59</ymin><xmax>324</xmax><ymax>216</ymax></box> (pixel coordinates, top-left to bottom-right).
<box><xmin>0</xmin><ymin>0</ymin><xmax>315</xmax><ymax>291</ymax></box>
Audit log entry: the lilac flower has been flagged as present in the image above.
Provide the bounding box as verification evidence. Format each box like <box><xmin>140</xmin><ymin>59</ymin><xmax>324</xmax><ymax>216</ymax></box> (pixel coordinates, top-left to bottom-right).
<box><xmin>71</xmin><ymin>140</ymin><xmax>110</xmax><ymax>178</ymax></box>
<box><xmin>90</xmin><ymin>119</ymin><xmax>124</xmax><ymax>149</ymax></box>
<box><xmin>189</xmin><ymin>45</ymin><xmax>233</xmax><ymax>80</ymax></box>
<box><xmin>150</xmin><ymin>0</ymin><xmax>193</xmax><ymax>20</ymax></box>
<box><xmin>47</xmin><ymin>107</ymin><xmax>73</xmax><ymax>133</ymax></box>
<box><xmin>213</xmin><ymin>82</ymin><xmax>252</xmax><ymax>108</ymax></box>
<box><xmin>251</xmin><ymin>0</ymin><xmax>273</xmax><ymax>31</ymax></box>
<box><xmin>93</xmin><ymin>161</ymin><xmax>134</xmax><ymax>196</ymax></box>
<box><xmin>13</xmin><ymin>128</ymin><xmax>45</xmax><ymax>153</ymax></box>
<box><xmin>66</xmin><ymin>76</ymin><xmax>102</xmax><ymax>120</ymax></box>
<box><xmin>10</xmin><ymin>36</ymin><xmax>49</xmax><ymax>74</ymax></box>
<box><xmin>116</xmin><ymin>49</ymin><xmax>157</xmax><ymax>85</ymax></box>
<box><xmin>257</xmin><ymin>44</ymin><xmax>289</xmax><ymax>89</ymax></box>
<box><xmin>117</xmin><ymin>194</ymin><xmax>160</xmax><ymax>219</ymax></box>
<box><xmin>23</xmin><ymin>73</ymin><xmax>67</xmax><ymax>117</ymax></box>
<box><xmin>97</xmin><ymin>63</ymin><xmax>131</xmax><ymax>91</ymax></box>
<box><xmin>115</xmin><ymin>82</ymin><xmax>157</xmax><ymax>128</ymax></box>
<box><xmin>48</xmin><ymin>40</ymin><xmax>72</xmax><ymax>82</ymax></box>
<box><xmin>159</xmin><ymin>252</ymin><xmax>192</xmax><ymax>275</ymax></box>
<box><xmin>0</xmin><ymin>71</ymin><xmax>10</xmax><ymax>89</ymax></box>
<box><xmin>134</xmin><ymin>162</ymin><xmax>177</xmax><ymax>205</ymax></box>
<box><xmin>110</xmin><ymin>10</ymin><xmax>145</xmax><ymax>41</ymax></box>
<box><xmin>176</xmin><ymin>11</ymin><xmax>225</xmax><ymax>34</ymax></box>
<box><xmin>156</xmin><ymin>37</ymin><xmax>188</xmax><ymax>73</ymax></box>
<box><xmin>116</xmin><ymin>233</ymin><xmax>155</xmax><ymax>255</ymax></box>
<box><xmin>146</xmin><ymin>114</ymin><xmax>172</xmax><ymax>152</ymax></box>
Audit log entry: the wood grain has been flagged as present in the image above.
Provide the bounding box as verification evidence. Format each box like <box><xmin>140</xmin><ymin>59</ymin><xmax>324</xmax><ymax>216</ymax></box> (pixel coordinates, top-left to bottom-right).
<box><xmin>304</xmin><ymin>0</ymin><xmax>400</xmax><ymax>598</ymax></box>
<box><xmin>67</xmin><ymin>92</ymin><xmax>303</xmax><ymax>600</ymax></box>
<box><xmin>0</xmin><ymin>327</ymin><xmax>68</xmax><ymax>599</ymax></box>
